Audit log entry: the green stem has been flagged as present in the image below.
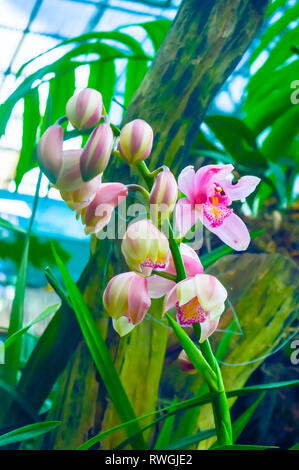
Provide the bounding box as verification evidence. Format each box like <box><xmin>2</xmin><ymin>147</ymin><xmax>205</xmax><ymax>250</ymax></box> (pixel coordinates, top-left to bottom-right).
<box><xmin>194</xmin><ymin>324</ymin><xmax>233</xmax><ymax>446</ymax></box>
<box><xmin>135</xmin><ymin>159</ymin><xmax>232</xmax><ymax>447</ymax></box>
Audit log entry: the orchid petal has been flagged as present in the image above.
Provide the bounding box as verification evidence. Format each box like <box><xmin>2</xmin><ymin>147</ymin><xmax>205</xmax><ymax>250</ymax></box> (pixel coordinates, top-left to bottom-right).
<box><xmin>112</xmin><ymin>316</ymin><xmax>135</xmax><ymax>337</ymax></box>
<box><xmin>177</xmin><ymin>165</ymin><xmax>196</xmax><ymax>199</ymax></box>
<box><xmin>204</xmin><ymin>212</ymin><xmax>250</xmax><ymax>251</ymax></box>
<box><xmin>128</xmin><ymin>274</ymin><xmax>151</xmax><ymax>325</ymax></box>
<box><xmin>193</xmin><ymin>274</ymin><xmax>227</xmax><ymax>312</ymax></box>
<box><xmin>175</xmin><ymin>198</ymin><xmax>202</xmax><ymax>238</ymax></box>
<box><xmin>199</xmin><ymin>317</ymin><xmax>220</xmax><ymax>343</ymax></box>
<box><xmin>219</xmin><ymin>175</ymin><xmax>261</xmax><ymax>201</ymax></box>
<box><xmin>146</xmin><ymin>275</ymin><xmax>175</xmax><ymax>298</ymax></box>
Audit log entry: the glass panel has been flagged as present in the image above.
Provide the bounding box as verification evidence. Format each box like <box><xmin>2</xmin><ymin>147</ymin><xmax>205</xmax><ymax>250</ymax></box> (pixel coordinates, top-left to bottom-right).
<box><xmin>30</xmin><ymin>0</ymin><xmax>97</xmax><ymax>37</ymax></box>
<box><xmin>0</xmin><ymin>0</ymin><xmax>37</xmax><ymax>30</ymax></box>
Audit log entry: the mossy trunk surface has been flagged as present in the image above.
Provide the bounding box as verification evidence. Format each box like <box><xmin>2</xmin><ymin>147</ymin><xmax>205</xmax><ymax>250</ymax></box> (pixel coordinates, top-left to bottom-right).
<box><xmin>9</xmin><ymin>0</ymin><xmax>270</xmax><ymax>449</ymax></box>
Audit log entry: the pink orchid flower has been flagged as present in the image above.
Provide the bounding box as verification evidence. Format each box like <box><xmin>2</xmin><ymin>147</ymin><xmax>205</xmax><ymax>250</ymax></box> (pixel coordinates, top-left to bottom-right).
<box><xmin>163</xmin><ymin>273</ymin><xmax>227</xmax><ymax>342</ymax></box>
<box><xmin>175</xmin><ymin>164</ymin><xmax>260</xmax><ymax>250</ymax></box>
<box><xmin>103</xmin><ymin>271</ymin><xmax>165</xmax><ymax>336</ymax></box>
<box><xmin>147</xmin><ymin>243</ymin><xmax>203</xmax><ymax>297</ymax></box>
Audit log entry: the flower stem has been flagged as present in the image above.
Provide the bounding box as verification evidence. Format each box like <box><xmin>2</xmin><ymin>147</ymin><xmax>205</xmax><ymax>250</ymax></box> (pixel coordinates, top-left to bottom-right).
<box><xmin>136</xmin><ymin>159</ymin><xmax>233</xmax><ymax>447</ymax></box>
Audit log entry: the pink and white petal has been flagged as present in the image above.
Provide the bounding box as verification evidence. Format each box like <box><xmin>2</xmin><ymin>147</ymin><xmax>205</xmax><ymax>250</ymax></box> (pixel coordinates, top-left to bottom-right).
<box><xmin>128</xmin><ymin>275</ymin><xmax>151</xmax><ymax>325</ymax></box>
<box><xmin>193</xmin><ymin>274</ymin><xmax>227</xmax><ymax>311</ymax></box>
<box><xmin>204</xmin><ymin>212</ymin><xmax>250</xmax><ymax>251</ymax></box>
<box><xmin>177</xmin><ymin>278</ymin><xmax>197</xmax><ymax>307</ymax></box>
<box><xmin>180</xmin><ymin>243</ymin><xmax>203</xmax><ymax>276</ymax></box>
<box><xmin>175</xmin><ymin>198</ymin><xmax>202</xmax><ymax>238</ymax></box>
<box><xmin>163</xmin><ymin>283</ymin><xmax>179</xmax><ymax>313</ymax></box>
<box><xmin>209</xmin><ymin>302</ymin><xmax>226</xmax><ymax>320</ymax></box>
<box><xmin>146</xmin><ymin>275</ymin><xmax>175</xmax><ymax>298</ymax></box>
<box><xmin>220</xmin><ymin>175</ymin><xmax>261</xmax><ymax>201</ymax></box>
<box><xmin>112</xmin><ymin>316</ymin><xmax>135</xmax><ymax>337</ymax></box>
<box><xmin>199</xmin><ymin>317</ymin><xmax>219</xmax><ymax>343</ymax></box>
<box><xmin>194</xmin><ymin>164</ymin><xmax>234</xmax><ymax>203</ymax></box>
<box><xmin>177</xmin><ymin>166</ymin><xmax>196</xmax><ymax>199</ymax></box>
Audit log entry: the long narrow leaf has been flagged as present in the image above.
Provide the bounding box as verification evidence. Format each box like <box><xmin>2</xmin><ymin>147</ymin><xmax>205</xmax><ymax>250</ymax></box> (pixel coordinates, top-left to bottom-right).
<box><xmin>78</xmin><ymin>379</ymin><xmax>299</xmax><ymax>450</ymax></box>
<box><xmin>0</xmin><ymin>421</ymin><xmax>61</xmax><ymax>447</ymax></box>
<box><xmin>4</xmin><ymin>304</ymin><xmax>59</xmax><ymax>350</ymax></box>
<box><xmin>162</xmin><ymin>429</ymin><xmax>216</xmax><ymax>450</ymax></box>
<box><xmin>232</xmin><ymin>392</ymin><xmax>266</xmax><ymax>442</ymax></box>
<box><xmin>166</xmin><ymin>314</ymin><xmax>217</xmax><ymax>390</ymax></box>
<box><xmin>52</xmin><ymin>245</ymin><xmax>146</xmax><ymax>450</ymax></box>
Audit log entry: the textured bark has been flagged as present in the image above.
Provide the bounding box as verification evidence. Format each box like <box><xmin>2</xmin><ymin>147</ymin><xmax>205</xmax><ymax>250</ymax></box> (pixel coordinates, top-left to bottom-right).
<box><xmin>124</xmin><ymin>0</ymin><xmax>269</xmax><ymax>169</ymax></box>
<box><xmin>10</xmin><ymin>0</ymin><xmax>269</xmax><ymax>448</ymax></box>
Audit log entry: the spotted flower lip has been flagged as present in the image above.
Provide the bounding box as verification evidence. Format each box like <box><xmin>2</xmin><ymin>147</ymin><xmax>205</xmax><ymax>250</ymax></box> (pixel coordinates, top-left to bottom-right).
<box><xmin>163</xmin><ymin>273</ymin><xmax>227</xmax><ymax>342</ymax></box>
<box><xmin>121</xmin><ymin>219</ymin><xmax>169</xmax><ymax>276</ymax></box>
<box><xmin>175</xmin><ymin>164</ymin><xmax>260</xmax><ymax>251</ymax></box>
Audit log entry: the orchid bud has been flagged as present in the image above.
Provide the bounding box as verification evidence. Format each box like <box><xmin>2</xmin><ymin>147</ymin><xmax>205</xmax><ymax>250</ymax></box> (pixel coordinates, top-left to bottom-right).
<box><xmin>81</xmin><ymin>182</ymin><xmax>127</xmax><ymax>235</ymax></box>
<box><xmin>103</xmin><ymin>272</ymin><xmax>151</xmax><ymax>325</ymax></box>
<box><xmin>118</xmin><ymin>119</ymin><xmax>153</xmax><ymax>164</ymax></box>
<box><xmin>37</xmin><ymin>124</ymin><xmax>64</xmax><ymax>184</ymax></box>
<box><xmin>178</xmin><ymin>350</ymin><xmax>196</xmax><ymax>374</ymax></box>
<box><xmin>66</xmin><ymin>88</ymin><xmax>102</xmax><ymax>130</ymax></box>
<box><xmin>60</xmin><ymin>173</ymin><xmax>102</xmax><ymax>217</ymax></box>
<box><xmin>80</xmin><ymin>124</ymin><xmax>113</xmax><ymax>181</ymax></box>
<box><xmin>149</xmin><ymin>169</ymin><xmax>178</xmax><ymax>222</ymax></box>
<box><xmin>55</xmin><ymin>150</ymin><xmax>83</xmax><ymax>192</ymax></box>
<box><xmin>121</xmin><ymin>219</ymin><xmax>169</xmax><ymax>276</ymax></box>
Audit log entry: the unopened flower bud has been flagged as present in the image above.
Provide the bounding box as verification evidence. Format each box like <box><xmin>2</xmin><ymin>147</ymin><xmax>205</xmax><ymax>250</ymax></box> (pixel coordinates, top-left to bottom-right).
<box><xmin>103</xmin><ymin>272</ymin><xmax>151</xmax><ymax>325</ymax></box>
<box><xmin>118</xmin><ymin>119</ymin><xmax>153</xmax><ymax>164</ymax></box>
<box><xmin>80</xmin><ymin>124</ymin><xmax>113</xmax><ymax>181</ymax></box>
<box><xmin>37</xmin><ymin>124</ymin><xmax>64</xmax><ymax>184</ymax></box>
<box><xmin>121</xmin><ymin>219</ymin><xmax>169</xmax><ymax>275</ymax></box>
<box><xmin>66</xmin><ymin>88</ymin><xmax>102</xmax><ymax>130</ymax></box>
<box><xmin>81</xmin><ymin>182</ymin><xmax>127</xmax><ymax>234</ymax></box>
<box><xmin>55</xmin><ymin>150</ymin><xmax>83</xmax><ymax>192</ymax></box>
<box><xmin>60</xmin><ymin>173</ymin><xmax>102</xmax><ymax>216</ymax></box>
<box><xmin>178</xmin><ymin>350</ymin><xmax>196</xmax><ymax>374</ymax></box>
<box><xmin>149</xmin><ymin>169</ymin><xmax>178</xmax><ymax>222</ymax></box>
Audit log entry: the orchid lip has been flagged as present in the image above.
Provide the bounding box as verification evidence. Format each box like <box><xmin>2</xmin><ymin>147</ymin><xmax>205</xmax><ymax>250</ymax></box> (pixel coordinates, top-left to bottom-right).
<box><xmin>141</xmin><ymin>257</ymin><xmax>166</xmax><ymax>270</ymax></box>
<box><xmin>176</xmin><ymin>297</ymin><xmax>209</xmax><ymax>326</ymax></box>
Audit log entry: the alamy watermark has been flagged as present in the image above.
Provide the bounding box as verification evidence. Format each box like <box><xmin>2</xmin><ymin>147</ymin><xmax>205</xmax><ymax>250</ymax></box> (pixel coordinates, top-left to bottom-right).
<box><xmin>290</xmin><ymin>80</ymin><xmax>299</xmax><ymax>104</ymax></box>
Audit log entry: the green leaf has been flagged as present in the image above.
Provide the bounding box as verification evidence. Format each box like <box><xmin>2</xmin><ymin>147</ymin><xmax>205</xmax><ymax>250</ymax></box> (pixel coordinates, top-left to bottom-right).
<box><xmin>140</xmin><ymin>20</ymin><xmax>171</xmax><ymax>52</ymax></box>
<box><xmin>154</xmin><ymin>398</ymin><xmax>177</xmax><ymax>450</ymax></box>
<box><xmin>261</xmin><ymin>106</ymin><xmax>299</xmax><ymax>160</ymax></box>
<box><xmin>204</xmin><ymin>115</ymin><xmax>266</xmax><ymax>169</ymax></box>
<box><xmin>0</xmin><ymin>421</ymin><xmax>61</xmax><ymax>447</ymax></box>
<box><xmin>15</xmin><ymin>88</ymin><xmax>40</xmax><ymax>188</ymax></box>
<box><xmin>4</xmin><ymin>304</ymin><xmax>59</xmax><ymax>350</ymax></box>
<box><xmin>266</xmin><ymin>0</ymin><xmax>288</xmax><ymax>18</ymax></box>
<box><xmin>166</xmin><ymin>314</ymin><xmax>218</xmax><ymax>390</ymax></box>
<box><xmin>88</xmin><ymin>60</ymin><xmax>116</xmax><ymax>112</ymax></box>
<box><xmin>289</xmin><ymin>443</ymin><xmax>299</xmax><ymax>450</ymax></box>
<box><xmin>232</xmin><ymin>392</ymin><xmax>266</xmax><ymax>442</ymax></box>
<box><xmin>52</xmin><ymin>245</ymin><xmax>147</xmax><ymax>450</ymax></box>
<box><xmin>3</xmin><ymin>239</ymin><xmax>29</xmax><ymax>386</ymax></box>
<box><xmin>214</xmin><ymin>444</ymin><xmax>279</xmax><ymax>450</ymax></box>
<box><xmin>0</xmin><ymin>379</ymin><xmax>38</xmax><ymax>422</ymax></box>
<box><xmin>78</xmin><ymin>379</ymin><xmax>299</xmax><ymax>450</ymax></box>
<box><xmin>0</xmin><ymin>217</ymin><xmax>26</xmax><ymax>235</ymax></box>
<box><xmin>226</xmin><ymin>379</ymin><xmax>299</xmax><ymax>397</ymax></box>
<box><xmin>163</xmin><ymin>429</ymin><xmax>216</xmax><ymax>450</ymax></box>
<box><xmin>78</xmin><ymin>391</ymin><xmax>216</xmax><ymax>450</ymax></box>
<box><xmin>250</xmin><ymin>3</ymin><xmax>299</xmax><ymax>64</ymax></box>
<box><xmin>42</xmin><ymin>70</ymin><xmax>75</xmax><ymax>131</ymax></box>
<box><xmin>124</xmin><ymin>58</ymin><xmax>148</xmax><ymax>108</ymax></box>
